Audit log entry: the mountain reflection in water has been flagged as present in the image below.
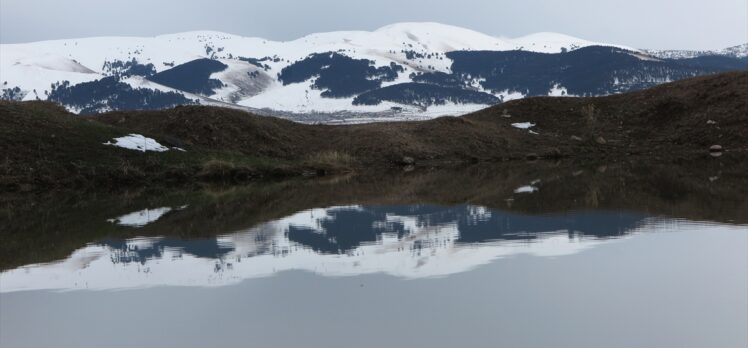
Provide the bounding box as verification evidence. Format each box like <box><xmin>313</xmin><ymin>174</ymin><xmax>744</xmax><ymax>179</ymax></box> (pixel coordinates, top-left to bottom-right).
<box><xmin>3</xmin><ymin>159</ymin><xmax>748</xmax><ymax>292</ymax></box>
<box><xmin>0</xmin><ymin>203</ymin><xmax>718</xmax><ymax>292</ymax></box>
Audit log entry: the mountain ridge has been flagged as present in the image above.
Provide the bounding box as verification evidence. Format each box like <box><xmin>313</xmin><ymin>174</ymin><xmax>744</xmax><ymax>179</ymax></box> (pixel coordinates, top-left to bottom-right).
<box><xmin>1</xmin><ymin>22</ymin><xmax>746</xmax><ymax>120</ymax></box>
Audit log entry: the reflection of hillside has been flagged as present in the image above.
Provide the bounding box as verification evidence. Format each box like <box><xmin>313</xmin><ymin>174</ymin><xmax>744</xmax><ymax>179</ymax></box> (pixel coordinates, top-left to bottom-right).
<box><xmin>1</xmin><ymin>158</ymin><xmax>747</xmax><ymax>270</ymax></box>
<box><xmin>1</xmin><ymin>204</ymin><xmax>671</xmax><ymax>292</ymax></box>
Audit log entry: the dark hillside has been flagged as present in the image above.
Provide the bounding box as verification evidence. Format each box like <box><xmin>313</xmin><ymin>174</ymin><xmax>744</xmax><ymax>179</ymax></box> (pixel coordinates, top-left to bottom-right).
<box><xmin>2</xmin><ymin>71</ymin><xmax>746</xmax><ymax>191</ymax></box>
<box><xmin>100</xmin><ymin>71</ymin><xmax>748</xmax><ymax>164</ymax></box>
<box><xmin>465</xmin><ymin>70</ymin><xmax>748</xmax><ymax>155</ymax></box>
<box><xmin>0</xmin><ymin>102</ymin><xmax>308</xmax><ymax>190</ymax></box>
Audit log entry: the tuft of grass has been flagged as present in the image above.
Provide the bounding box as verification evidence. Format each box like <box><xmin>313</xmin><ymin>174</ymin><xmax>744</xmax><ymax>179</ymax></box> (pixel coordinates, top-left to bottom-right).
<box><xmin>305</xmin><ymin>151</ymin><xmax>355</xmax><ymax>170</ymax></box>
<box><xmin>581</xmin><ymin>104</ymin><xmax>596</xmax><ymax>126</ymax></box>
<box><xmin>198</xmin><ymin>159</ymin><xmax>237</xmax><ymax>179</ymax></box>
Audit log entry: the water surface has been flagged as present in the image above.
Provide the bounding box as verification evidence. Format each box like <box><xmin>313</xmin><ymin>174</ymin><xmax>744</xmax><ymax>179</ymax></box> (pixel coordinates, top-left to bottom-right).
<box><xmin>1</xmin><ymin>162</ymin><xmax>747</xmax><ymax>347</ymax></box>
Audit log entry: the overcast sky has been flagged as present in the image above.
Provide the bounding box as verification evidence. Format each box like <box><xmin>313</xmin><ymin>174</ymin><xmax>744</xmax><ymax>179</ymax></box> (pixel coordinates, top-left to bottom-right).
<box><xmin>1</xmin><ymin>0</ymin><xmax>746</xmax><ymax>50</ymax></box>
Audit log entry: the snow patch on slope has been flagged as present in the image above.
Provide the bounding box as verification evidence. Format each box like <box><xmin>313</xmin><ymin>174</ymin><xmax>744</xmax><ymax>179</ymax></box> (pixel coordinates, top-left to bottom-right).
<box><xmin>512</xmin><ymin>122</ymin><xmax>536</xmax><ymax>129</ymax></box>
<box><xmin>209</xmin><ymin>59</ymin><xmax>272</xmax><ymax>103</ymax></box>
<box><xmin>103</xmin><ymin>134</ymin><xmax>170</xmax><ymax>152</ymax></box>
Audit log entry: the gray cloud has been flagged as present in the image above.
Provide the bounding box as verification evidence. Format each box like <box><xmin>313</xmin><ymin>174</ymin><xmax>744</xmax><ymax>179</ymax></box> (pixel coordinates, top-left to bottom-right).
<box><xmin>1</xmin><ymin>0</ymin><xmax>746</xmax><ymax>50</ymax></box>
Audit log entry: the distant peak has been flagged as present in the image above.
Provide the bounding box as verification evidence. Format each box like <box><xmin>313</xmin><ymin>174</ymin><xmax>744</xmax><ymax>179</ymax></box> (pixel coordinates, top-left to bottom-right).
<box><xmin>509</xmin><ymin>32</ymin><xmax>588</xmax><ymax>42</ymax></box>
<box><xmin>374</xmin><ymin>22</ymin><xmax>494</xmax><ymax>37</ymax></box>
<box><xmin>375</xmin><ymin>22</ymin><xmax>469</xmax><ymax>32</ymax></box>
<box><xmin>155</xmin><ymin>30</ymin><xmax>241</xmax><ymax>39</ymax></box>
<box><xmin>506</xmin><ymin>31</ymin><xmax>636</xmax><ymax>53</ymax></box>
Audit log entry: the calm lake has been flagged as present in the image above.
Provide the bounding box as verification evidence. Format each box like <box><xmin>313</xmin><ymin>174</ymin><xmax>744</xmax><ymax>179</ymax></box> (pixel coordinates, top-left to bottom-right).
<box><xmin>1</xmin><ymin>161</ymin><xmax>747</xmax><ymax>348</ymax></box>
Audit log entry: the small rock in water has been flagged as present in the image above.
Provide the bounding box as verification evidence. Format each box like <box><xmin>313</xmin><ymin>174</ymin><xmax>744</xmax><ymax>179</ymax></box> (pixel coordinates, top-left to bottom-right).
<box><xmin>400</xmin><ymin>156</ymin><xmax>416</xmax><ymax>165</ymax></box>
<box><xmin>570</xmin><ymin>135</ymin><xmax>583</xmax><ymax>141</ymax></box>
<box><xmin>544</xmin><ymin>148</ymin><xmax>562</xmax><ymax>158</ymax></box>
<box><xmin>709</xmin><ymin>145</ymin><xmax>723</xmax><ymax>152</ymax></box>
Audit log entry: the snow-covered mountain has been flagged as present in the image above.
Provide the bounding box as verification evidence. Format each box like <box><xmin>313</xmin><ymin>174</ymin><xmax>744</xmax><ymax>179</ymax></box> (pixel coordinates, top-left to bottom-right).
<box><xmin>1</xmin><ymin>22</ymin><xmax>746</xmax><ymax>121</ymax></box>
